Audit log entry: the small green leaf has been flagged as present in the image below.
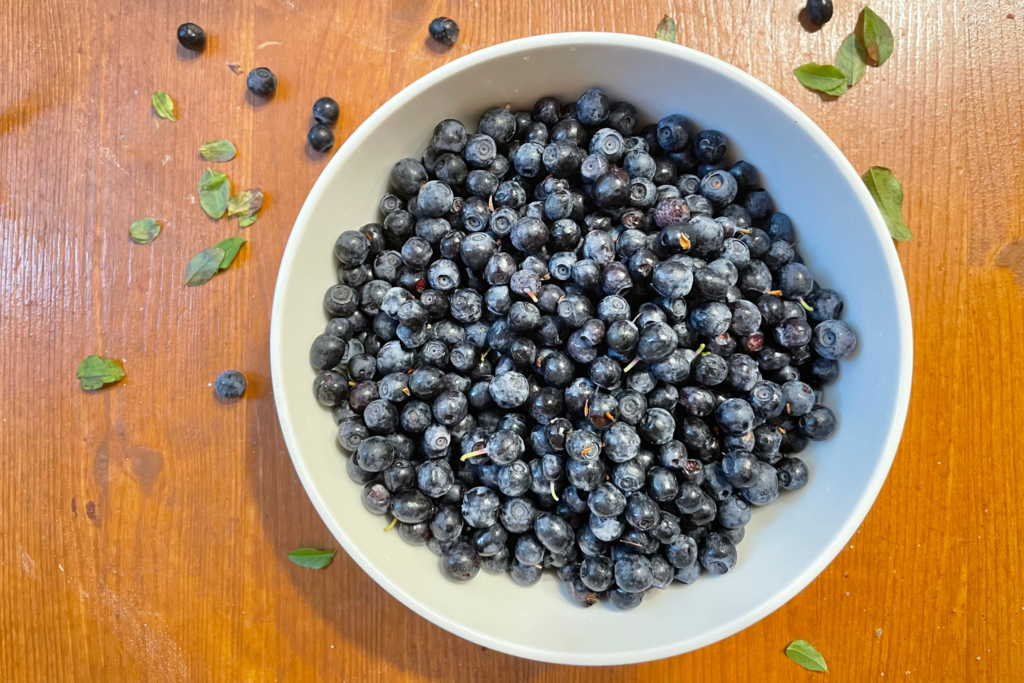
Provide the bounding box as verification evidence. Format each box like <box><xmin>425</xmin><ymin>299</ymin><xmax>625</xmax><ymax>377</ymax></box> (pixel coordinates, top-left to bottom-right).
<box><xmin>198</xmin><ymin>168</ymin><xmax>230</xmax><ymax>219</ymax></box>
<box><xmin>858</xmin><ymin>7</ymin><xmax>894</xmax><ymax>66</ymax></box>
<box><xmin>129</xmin><ymin>217</ymin><xmax>161</xmax><ymax>244</ymax></box>
<box><xmin>835</xmin><ymin>33</ymin><xmax>869</xmax><ymax>87</ymax></box>
<box><xmin>237</xmin><ymin>214</ymin><xmax>258</xmax><ymax>228</ymax></box>
<box><xmin>655</xmin><ymin>15</ymin><xmax>678</xmax><ymax>43</ymax></box>
<box><xmin>793</xmin><ymin>63</ymin><xmax>848</xmax><ymax>96</ymax></box>
<box><xmin>785</xmin><ymin>640</ymin><xmax>828</xmax><ymax>672</ymax></box>
<box><xmin>199</xmin><ymin>139</ymin><xmax>237</xmax><ymax>162</ymax></box>
<box><xmin>185</xmin><ymin>247</ymin><xmax>226</xmax><ymax>286</ymax></box>
<box><xmin>227</xmin><ymin>188</ymin><xmax>264</xmax><ymax>218</ymax></box>
<box><xmin>152</xmin><ymin>91</ymin><xmax>176</xmax><ymax>121</ymax></box>
<box><xmin>862</xmin><ymin>166</ymin><xmax>912</xmax><ymax>241</ymax></box>
<box><xmin>216</xmin><ymin>237</ymin><xmax>247</xmax><ymax>270</ymax></box>
<box><xmin>76</xmin><ymin>355</ymin><xmax>126</xmax><ymax>391</ymax></box>
<box><xmin>287</xmin><ymin>548</ymin><xmax>336</xmax><ymax>570</ymax></box>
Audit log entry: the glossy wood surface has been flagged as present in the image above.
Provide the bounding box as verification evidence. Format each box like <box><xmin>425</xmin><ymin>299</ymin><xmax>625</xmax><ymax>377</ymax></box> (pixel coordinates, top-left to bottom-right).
<box><xmin>2</xmin><ymin>0</ymin><xmax>1021</xmax><ymax>680</ymax></box>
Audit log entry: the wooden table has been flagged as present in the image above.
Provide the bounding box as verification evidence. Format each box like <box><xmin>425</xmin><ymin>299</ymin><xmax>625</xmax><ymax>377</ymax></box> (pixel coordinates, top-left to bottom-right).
<box><xmin>2</xmin><ymin>0</ymin><xmax>1020</xmax><ymax>680</ymax></box>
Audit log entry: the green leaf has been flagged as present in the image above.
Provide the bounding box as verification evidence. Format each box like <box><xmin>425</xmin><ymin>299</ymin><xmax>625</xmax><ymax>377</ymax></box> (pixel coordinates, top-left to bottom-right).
<box><xmin>858</xmin><ymin>7</ymin><xmax>894</xmax><ymax>66</ymax></box>
<box><xmin>129</xmin><ymin>217</ymin><xmax>161</xmax><ymax>244</ymax></box>
<box><xmin>198</xmin><ymin>168</ymin><xmax>230</xmax><ymax>219</ymax></box>
<box><xmin>862</xmin><ymin>166</ymin><xmax>912</xmax><ymax>241</ymax></box>
<box><xmin>152</xmin><ymin>91</ymin><xmax>176</xmax><ymax>121</ymax></box>
<box><xmin>237</xmin><ymin>214</ymin><xmax>258</xmax><ymax>228</ymax></box>
<box><xmin>76</xmin><ymin>355</ymin><xmax>126</xmax><ymax>391</ymax></box>
<box><xmin>785</xmin><ymin>640</ymin><xmax>828</xmax><ymax>672</ymax></box>
<box><xmin>287</xmin><ymin>548</ymin><xmax>336</xmax><ymax>570</ymax></box>
<box><xmin>199</xmin><ymin>139</ymin><xmax>237</xmax><ymax>162</ymax></box>
<box><xmin>793</xmin><ymin>63</ymin><xmax>848</xmax><ymax>96</ymax></box>
<box><xmin>835</xmin><ymin>33</ymin><xmax>868</xmax><ymax>87</ymax></box>
<box><xmin>227</xmin><ymin>188</ymin><xmax>264</xmax><ymax>218</ymax></box>
<box><xmin>655</xmin><ymin>15</ymin><xmax>678</xmax><ymax>43</ymax></box>
<box><xmin>216</xmin><ymin>237</ymin><xmax>247</xmax><ymax>270</ymax></box>
<box><xmin>185</xmin><ymin>247</ymin><xmax>226</xmax><ymax>286</ymax></box>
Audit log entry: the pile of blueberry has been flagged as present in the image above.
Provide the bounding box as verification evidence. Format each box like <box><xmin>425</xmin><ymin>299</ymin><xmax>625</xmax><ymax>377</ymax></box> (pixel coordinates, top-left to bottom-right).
<box><xmin>309</xmin><ymin>88</ymin><xmax>858</xmax><ymax>609</ymax></box>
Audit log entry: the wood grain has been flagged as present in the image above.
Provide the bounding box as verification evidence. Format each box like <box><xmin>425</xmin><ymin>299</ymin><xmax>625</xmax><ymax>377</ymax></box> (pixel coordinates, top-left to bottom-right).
<box><xmin>1</xmin><ymin>0</ymin><xmax>1022</xmax><ymax>680</ymax></box>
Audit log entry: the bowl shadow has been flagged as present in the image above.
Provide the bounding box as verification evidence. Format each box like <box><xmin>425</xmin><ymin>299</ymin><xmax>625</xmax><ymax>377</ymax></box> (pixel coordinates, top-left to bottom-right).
<box><xmin>246</xmin><ymin>381</ymin><xmax>567</xmax><ymax>680</ymax></box>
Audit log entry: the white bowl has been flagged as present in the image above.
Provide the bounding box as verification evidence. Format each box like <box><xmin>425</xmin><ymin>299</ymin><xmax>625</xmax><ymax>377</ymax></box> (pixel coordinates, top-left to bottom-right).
<box><xmin>271</xmin><ymin>33</ymin><xmax>913</xmax><ymax>665</ymax></box>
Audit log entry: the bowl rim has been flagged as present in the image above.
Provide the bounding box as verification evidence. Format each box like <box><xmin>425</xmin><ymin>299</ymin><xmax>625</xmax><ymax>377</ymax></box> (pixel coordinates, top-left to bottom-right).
<box><xmin>270</xmin><ymin>31</ymin><xmax>914</xmax><ymax>665</ymax></box>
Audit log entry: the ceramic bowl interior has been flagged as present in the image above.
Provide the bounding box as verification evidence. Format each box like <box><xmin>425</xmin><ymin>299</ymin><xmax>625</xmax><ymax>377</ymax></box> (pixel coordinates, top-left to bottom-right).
<box><xmin>270</xmin><ymin>33</ymin><xmax>913</xmax><ymax>665</ymax></box>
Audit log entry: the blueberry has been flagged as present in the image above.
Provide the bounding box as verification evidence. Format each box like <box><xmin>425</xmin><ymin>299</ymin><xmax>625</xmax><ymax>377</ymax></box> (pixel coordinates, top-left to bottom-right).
<box><xmin>606</xmin><ymin>101</ymin><xmax>639</xmax><ymax>135</ymax></box>
<box><xmin>729</xmin><ymin>160</ymin><xmax>760</xmax><ymax>190</ymax></box>
<box><xmin>614</xmin><ymin>554</ymin><xmax>654</xmax><ymax>593</ymax></box>
<box><xmin>176</xmin><ymin>23</ymin><xmax>206</xmax><ymax>51</ymax></box>
<box><xmin>312</xmin><ymin>97</ymin><xmax>340</xmax><ymax>126</ymax></box>
<box><xmin>542</xmin><ymin>140</ymin><xmax>584</xmax><ymax>178</ymax></box>
<box><xmin>657</xmin><ymin>114</ymin><xmax>693</xmax><ymax>152</ymax></box>
<box><xmin>479</xmin><ymin>106</ymin><xmax>517</xmax><ymax>145</ymax></box>
<box><xmin>700</xmin><ymin>169</ymin><xmax>738</xmax><ymax>207</ymax></box>
<box><xmin>694</xmin><ymin>130</ymin><xmax>727</xmax><ymax>164</ymax></box>
<box><xmin>510</xmin><ymin>561</ymin><xmax>544</xmax><ymax>586</ymax></box>
<box><xmin>782</xmin><ymin>380</ymin><xmax>815</xmax><ymax>417</ymax></box>
<box><xmin>534</xmin><ymin>512</ymin><xmax>574</xmax><ymax>554</ymax></box>
<box><xmin>590</xmin><ymin>127</ymin><xmax>625</xmax><ymax>161</ymax></box>
<box><xmin>364</xmin><ymin>399</ymin><xmax>399</xmax><ymax>434</ymax></box>
<box><xmin>777</xmin><ymin>457</ymin><xmax>810</xmax><ymax>490</ymax></box>
<box><xmin>246</xmin><ymin>67</ymin><xmax>277</xmax><ymax>97</ymax></box>
<box><xmin>607</xmin><ymin>587</ymin><xmax>644</xmax><ymax>609</ymax></box>
<box><xmin>414</xmin><ymin>459</ymin><xmax>454</xmax><ymax>498</ymax></box>
<box><xmin>362</xmin><ymin>482</ymin><xmax>391</xmax><ymax>515</ymax></box>
<box><xmin>813</xmin><ymin>319</ymin><xmax>858</xmax><ymax>359</ymax></box>
<box><xmin>716</xmin><ymin>398</ymin><xmax>755</xmax><ymax>435</ymax></box>
<box><xmin>575</xmin><ymin>88</ymin><xmax>610</xmax><ymax>126</ymax></box>
<box><xmin>699</xmin><ymin>532</ymin><xmax>737</xmax><ymax>574</ymax></box>
<box><xmin>808</xmin><ymin>357</ymin><xmax>840</xmax><ymax>387</ymax></box>
<box><xmin>488</xmin><ymin>371</ymin><xmax>529</xmax><ymax>409</ymax></box>
<box><xmin>721</xmin><ymin>451</ymin><xmax>759</xmax><ymax>488</ymax></box>
<box><xmin>440</xmin><ymin>541</ymin><xmax>480</xmax><ymax>582</ymax></box>
<box><xmin>741</xmin><ymin>462</ymin><xmax>780</xmax><ymax>506</ymax></box>
<box><xmin>799</xmin><ymin>405</ymin><xmax>837</xmax><ymax>440</ymax></box>
<box><xmin>805</xmin><ymin>0</ymin><xmax>833</xmax><ymax>25</ymax></box>
<box><xmin>744</xmin><ymin>189</ymin><xmax>774</xmax><ymax>219</ymax></box>
<box><xmin>428</xmin><ymin>16</ymin><xmax>460</xmax><ymax>45</ymax></box>
<box><xmin>774</xmin><ymin>317</ymin><xmax>813</xmax><ymax>348</ymax></box>
<box><xmin>214</xmin><ymin>370</ymin><xmax>247</xmax><ymax>399</ymax></box>
<box><xmin>624</xmin><ymin>492</ymin><xmax>660</xmax><ymax>531</ymax></box>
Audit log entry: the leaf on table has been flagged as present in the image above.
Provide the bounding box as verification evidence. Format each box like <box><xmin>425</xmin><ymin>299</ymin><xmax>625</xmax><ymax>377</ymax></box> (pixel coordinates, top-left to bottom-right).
<box><xmin>237</xmin><ymin>214</ymin><xmax>258</xmax><ymax>228</ymax></box>
<box><xmin>216</xmin><ymin>237</ymin><xmax>247</xmax><ymax>270</ymax></box>
<box><xmin>152</xmin><ymin>91</ymin><xmax>177</xmax><ymax>121</ymax></box>
<box><xmin>76</xmin><ymin>355</ymin><xmax>126</xmax><ymax>391</ymax></box>
<box><xmin>287</xmin><ymin>548</ymin><xmax>336</xmax><ymax>570</ymax></box>
<box><xmin>655</xmin><ymin>15</ymin><xmax>678</xmax><ymax>43</ymax></box>
<box><xmin>129</xmin><ymin>217</ymin><xmax>161</xmax><ymax>244</ymax></box>
<box><xmin>835</xmin><ymin>33</ymin><xmax>868</xmax><ymax>86</ymax></box>
<box><xmin>185</xmin><ymin>247</ymin><xmax>226</xmax><ymax>286</ymax></box>
<box><xmin>793</xmin><ymin>63</ymin><xmax>848</xmax><ymax>96</ymax></box>
<box><xmin>227</xmin><ymin>188</ymin><xmax>264</xmax><ymax>218</ymax></box>
<box><xmin>198</xmin><ymin>168</ymin><xmax>230</xmax><ymax>219</ymax></box>
<box><xmin>199</xmin><ymin>139</ymin><xmax>237</xmax><ymax>162</ymax></box>
<box><xmin>862</xmin><ymin>166</ymin><xmax>912</xmax><ymax>241</ymax></box>
<box><xmin>785</xmin><ymin>640</ymin><xmax>828</xmax><ymax>672</ymax></box>
<box><xmin>858</xmin><ymin>7</ymin><xmax>894</xmax><ymax>66</ymax></box>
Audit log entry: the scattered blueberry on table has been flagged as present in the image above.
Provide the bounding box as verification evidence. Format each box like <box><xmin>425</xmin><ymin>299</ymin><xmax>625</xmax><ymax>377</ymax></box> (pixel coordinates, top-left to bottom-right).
<box><xmin>311</xmin><ymin>87</ymin><xmax>857</xmax><ymax>608</ymax></box>
<box><xmin>215</xmin><ymin>370</ymin><xmax>247</xmax><ymax>399</ymax></box>
<box><xmin>176</xmin><ymin>22</ymin><xmax>206</xmax><ymax>51</ymax></box>
<box><xmin>308</xmin><ymin>124</ymin><xmax>335</xmax><ymax>153</ymax></box>
<box><xmin>246</xmin><ymin>67</ymin><xmax>277</xmax><ymax>97</ymax></box>
<box><xmin>312</xmin><ymin>97</ymin><xmax>341</xmax><ymax>126</ymax></box>
<box><xmin>805</xmin><ymin>0</ymin><xmax>834</xmax><ymax>26</ymax></box>
<box><xmin>428</xmin><ymin>17</ymin><xmax>460</xmax><ymax>46</ymax></box>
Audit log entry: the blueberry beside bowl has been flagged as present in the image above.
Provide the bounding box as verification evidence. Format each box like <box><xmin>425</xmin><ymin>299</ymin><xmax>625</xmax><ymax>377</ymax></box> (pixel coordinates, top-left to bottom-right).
<box><xmin>271</xmin><ymin>33</ymin><xmax>912</xmax><ymax>665</ymax></box>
